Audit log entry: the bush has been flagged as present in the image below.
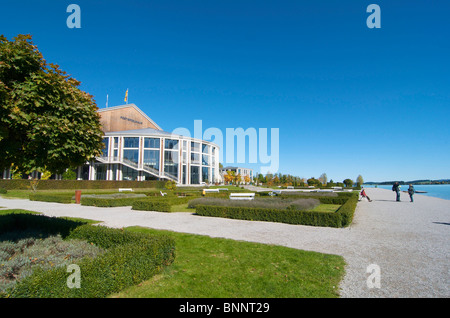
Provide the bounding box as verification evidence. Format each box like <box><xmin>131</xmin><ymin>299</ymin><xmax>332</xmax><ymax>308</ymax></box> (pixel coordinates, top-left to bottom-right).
<box><xmin>2</xmin><ymin>214</ymin><xmax>175</xmax><ymax>298</ymax></box>
<box><xmin>29</xmin><ymin>193</ymin><xmax>73</xmax><ymax>204</ymax></box>
<box><xmin>195</xmin><ymin>192</ymin><xmax>359</xmax><ymax>228</ymax></box>
<box><xmin>132</xmin><ymin>196</ymin><xmax>193</xmax><ymax>212</ymax></box>
<box><xmin>188</xmin><ymin>197</ymin><xmax>320</xmax><ymax>211</ymax></box>
<box><xmin>132</xmin><ymin>200</ymin><xmax>171</xmax><ymax>212</ymax></box>
<box><xmin>0</xmin><ymin>188</ymin><xmax>7</xmax><ymax>194</ymax></box>
<box><xmin>80</xmin><ymin>193</ymin><xmax>147</xmax><ymax>207</ymax></box>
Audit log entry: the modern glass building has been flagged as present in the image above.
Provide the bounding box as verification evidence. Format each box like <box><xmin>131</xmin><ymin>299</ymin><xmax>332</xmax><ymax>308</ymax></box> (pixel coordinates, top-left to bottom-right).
<box><xmin>77</xmin><ymin>104</ymin><xmax>220</xmax><ymax>185</ymax></box>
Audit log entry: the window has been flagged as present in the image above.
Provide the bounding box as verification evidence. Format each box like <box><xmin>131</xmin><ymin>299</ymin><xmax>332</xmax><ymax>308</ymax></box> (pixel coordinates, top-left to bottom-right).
<box><xmin>123</xmin><ymin>137</ymin><xmax>140</xmax><ymax>165</ymax></box>
<box><xmin>101</xmin><ymin>138</ymin><xmax>109</xmax><ymax>157</ymax></box>
<box><xmin>202</xmin><ymin>154</ymin><xmax>209</xmax><ymax>166</ymax></box>
<box><xmin>165</xmin><ymin>139</ymin><xmax>178</xmax><ymax>150</ymax></box>
<box><xmin>202</xmin><ymin>144</ymin><xmax>209</xmax><ymax>154</ymax></box>
<box><xmin>144</xmin><ymin>138</ymin><xmax>160</xmax><ymax>149</ymax></box>
<box><xmin>144</xmin><ymin>150</ymin><xmax>159</xmax><ymax>171</ymax></box>
<box><xmin>123</xmin><ymin>149</ymin><xmax>139</xmax><ymax>164</ymax></box>
<box><xmin>191</xmin><ymin>153</ymin><xmax>200</xmax><ymax>164</ymax></box>
<box><xmin>122</xmin><ymin>165</ymin><xmax>138</xmax><ymax>181</ymax></box>
<box><xmin>191</xmin><ymin>142</ymin><xmax>200</xmax><ymax>152</ymax></box>
<box><xmin>190</xmin><ymin>166</ymin><xmax>199</xmax><ymax>184</ymax></box>
<box><xmin>124</xmin><ymin>137</ymin><xmax>139</xmax><ymax>148</ymax></box>
<box><xmin>202</xmin><ymin>167</ymin><xmax>209</xmax><ymax>183</ymax></box>
<box><xmin>164</xmin><ymin>151</ymin><xmax>178</xmax><ymax>178</ymax></box>
<box><xmin>95</xmin><ymin>164</ymin><xmax>107</xmax><ymax>180</ymax></box>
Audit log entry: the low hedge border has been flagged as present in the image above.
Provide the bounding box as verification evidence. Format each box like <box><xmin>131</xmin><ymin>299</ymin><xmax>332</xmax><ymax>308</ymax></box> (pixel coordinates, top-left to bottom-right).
<box><xmin>195</xmin><ymin>194</ymin><xmax>358</xmax><ymax>228</ymax></box>
<box><xmin>4</xmin><ymin>214</ymin><xmax>175</xmax><ymax>298</ymax></box>
<box><xmin>132</xmin><ymin>197</ymin><xmax>193</xmax><ymax>212</ymax></box>
<box><xmin>0</xmin><ymin>179</ymin><xmax>165</xmax><ymax>190</ymax></box>
<box><xmin>29</xmin><ymin>193</ymin><xmax>73</xmax><ymax>204</ymax></box>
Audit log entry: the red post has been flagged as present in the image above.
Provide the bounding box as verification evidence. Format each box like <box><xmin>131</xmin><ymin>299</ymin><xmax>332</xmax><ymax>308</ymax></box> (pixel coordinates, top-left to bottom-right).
<box><xmin>75</xmin><ymin>190</ymin><xmax>82</xmax><ymax>204</ymax></box>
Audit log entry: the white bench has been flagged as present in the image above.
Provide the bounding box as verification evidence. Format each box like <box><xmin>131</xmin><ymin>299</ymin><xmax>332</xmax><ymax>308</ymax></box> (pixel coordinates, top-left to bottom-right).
<box><xmin>229</xmin><ymin>193</ymin><xmax>255</xmax><ymax>200</ymax></box>
<box><xmin>119</xmin><ymin>188</ymin><xmax>133</xmax><ymax>192</ymax></box>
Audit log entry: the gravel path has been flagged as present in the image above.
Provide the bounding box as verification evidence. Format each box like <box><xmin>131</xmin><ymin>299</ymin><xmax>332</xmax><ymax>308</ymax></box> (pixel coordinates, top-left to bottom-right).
<box><xmin>0</xmin><ymin>188</ymin><xmax>448</xmax><ymax>298</ymax></box>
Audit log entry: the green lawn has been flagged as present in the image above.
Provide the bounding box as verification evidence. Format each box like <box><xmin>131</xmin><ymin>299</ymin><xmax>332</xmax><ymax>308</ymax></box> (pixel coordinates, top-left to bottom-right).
<box><xmin>111</xmin><ymin>227</ymin><xmax>346</xmax><ymax>298</ymax></box>
<box><xmin>310</xmin><ymin>204</ymin><xmax>342</xmax><ymax>213</ymax></box>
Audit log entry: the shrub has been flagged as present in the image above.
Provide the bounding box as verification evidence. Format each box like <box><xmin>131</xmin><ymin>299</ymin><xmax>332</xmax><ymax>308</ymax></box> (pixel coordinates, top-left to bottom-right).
<box><xmin>188</xmin><ymin>197</ymin><xmax>320</xmax><ymax>211</ymax></box>
<box><xmin>0</xmin><ymin>188</ymin><xmax>7</xmax><ymax>194</ymax></box>
<box><xmin>2</xmin><ymin>214</ymin><xmax>175</xmax><ymax>298</ymax></box>
<box><xmin>132</xmin><ymin>196</ymin><xmax>193</xmax><ymax>212</ymax></box>
<box><xmin>132</xmin><ymin>200</ymin><xmax>171</xmax><ymax>212</ymax></box>
<box><xmin>194</xmin><ymin>192</ymin><xmax>359</xmax><ymax>228</ymax></box>
<box><xmin>29</xmin><ymin>193</ymin><xmax>72</xmax><ymax>204</ymax></box>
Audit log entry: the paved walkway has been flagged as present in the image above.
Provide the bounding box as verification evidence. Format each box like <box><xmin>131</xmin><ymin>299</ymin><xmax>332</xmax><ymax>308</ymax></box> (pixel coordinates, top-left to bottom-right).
<box><xmin>0</xmin><ymin>188</ymin><xmax>448</xmax><ymax>298</ymax></box>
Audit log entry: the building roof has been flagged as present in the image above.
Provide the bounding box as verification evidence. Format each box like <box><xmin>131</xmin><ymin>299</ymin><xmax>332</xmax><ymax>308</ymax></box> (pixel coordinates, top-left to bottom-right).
<box><xmin>98</xmin><ymin>104</ymin><xmax>162</xmax><ymax>131</ymax></box>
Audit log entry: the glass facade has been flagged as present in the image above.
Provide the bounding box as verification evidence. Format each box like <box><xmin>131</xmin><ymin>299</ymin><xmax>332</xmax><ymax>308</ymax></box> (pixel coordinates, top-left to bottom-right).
<box><xmin>89</xmin><ymin>134</ymin><xmax>218</xmax><ymax>185</ymax></box>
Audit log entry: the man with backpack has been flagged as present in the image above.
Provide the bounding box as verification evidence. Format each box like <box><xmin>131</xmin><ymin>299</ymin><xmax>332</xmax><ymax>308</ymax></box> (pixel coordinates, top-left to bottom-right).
<box><xmin>392</xmin><ymin>182</ymin><xmax>401</xmax><ymax>201</ymax></box>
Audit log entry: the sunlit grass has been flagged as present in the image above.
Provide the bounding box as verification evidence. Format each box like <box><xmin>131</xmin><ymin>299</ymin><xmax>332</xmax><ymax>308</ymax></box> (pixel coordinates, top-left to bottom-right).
<box><xmin>111</xmin><ymin>227</ymin><xmax>345</xmax><ymax>298</ymax></box>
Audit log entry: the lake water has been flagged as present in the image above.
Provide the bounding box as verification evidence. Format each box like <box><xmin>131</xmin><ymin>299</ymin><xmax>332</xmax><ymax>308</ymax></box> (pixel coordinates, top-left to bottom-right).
<box><xmin>363</xmin><ymin>184</ymin><xmax>450</xmax><ymax>201</ymax></box>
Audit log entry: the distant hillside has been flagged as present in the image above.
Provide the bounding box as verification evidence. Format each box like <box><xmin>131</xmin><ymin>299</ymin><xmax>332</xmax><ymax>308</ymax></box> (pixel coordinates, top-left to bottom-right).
<box><xmin>365</xmin><ymin>179</ymin><xmax>450</xmax><ymax>185</ymax></box>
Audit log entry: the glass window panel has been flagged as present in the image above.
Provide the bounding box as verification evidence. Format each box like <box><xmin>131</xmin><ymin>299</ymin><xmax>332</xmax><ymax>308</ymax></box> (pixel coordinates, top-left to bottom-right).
<box><xmin>124</xmin><ymin>137</ymin><xmax>139</xmax><ymax>148</ymax></box>
<box><xmin>143</xmin><ymin>150</ymin><xmax>160</xmax><ymax>171</ymax></box>
<box><xmin>202</xmin><ymin>144</ymin><xmax>209</xmax><ymax>154</ymax></box>
<box><xmin>190</xmin><ymin>166</ymin><xmax>199</xmax><ymax>185</ymax></box>
<box><xmin>123</xmin><ymin>149</ymin><xmax>139</xmax><ymax>164</ymax></box>
<box><xmin>95</xmin><ymin>164</ymin><xmax>107</xmax><ymax>180</ymax></box>
<box><xmin>144</xmin><ymin>138</ymin><xmax>160</xmax><ymax>149</ymax></box>
<box><xmin>191</xmin><ymin>153</ymin><xmax>200</xmax><ymax>164</ymax></box>
<box><xmin>164</xmin><ymin>150</ymin><xmax>178</xmax><ymax>178</ymax></box>
<box><xmin>202</xmin><ymin>154</ymin><xmax>209</xmax><ymax>166</ymax></box>
<box><xmin>101</xmin><ymin>138</ymin><xmax>109</xmax><ymax>157</ymax></box>
<box><xmin>165</xmin><ymin>139</ymin><xmax>178</xmax><ymax>150</ymax></box>
<box><xmin>122</xmin><ymin>165</ymin><xmax>138</xmax><ymax>181</ymax></box>
<box><xmin>202</xmin><ymin>167</ymin><xmax>209</xmax><ymax>183</ymax></box>
<box><xmin>191</xmin><ymin>142</ymin><xmax>200</xmax><ymax>152</ymax></box>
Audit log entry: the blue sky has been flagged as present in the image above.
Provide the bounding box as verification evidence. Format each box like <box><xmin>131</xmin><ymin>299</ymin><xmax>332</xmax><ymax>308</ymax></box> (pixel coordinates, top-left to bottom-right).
<box><xmin>2</xmin><ymin>0</ymin><xmax>449</xmax><ymax>182</ymax></box>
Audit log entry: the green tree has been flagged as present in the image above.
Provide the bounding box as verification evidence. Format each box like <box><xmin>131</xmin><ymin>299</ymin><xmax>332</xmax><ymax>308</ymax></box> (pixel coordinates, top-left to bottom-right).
<box><xmin>356</xmin><ymin>175</ymin><xmax>364</xmax><ymax>186</ymax></box>
<box><xmin>319</xmin><ymin>173</ymin><xmax>328</xmax><ymax>185</ymax></box>
<box><xmin>343</xmin><ymin>178</ymin><xmax>354</xmax><ymax>188</ymax></box>
<box><xmin>0</xmin><ymin>34</ymin><xmax>104</xmax><ymax>175</ymax></box>
<box><xmin>307</xmin><ymin>177</ymin><xmax>321</xmax><ymax>187</ymax></box>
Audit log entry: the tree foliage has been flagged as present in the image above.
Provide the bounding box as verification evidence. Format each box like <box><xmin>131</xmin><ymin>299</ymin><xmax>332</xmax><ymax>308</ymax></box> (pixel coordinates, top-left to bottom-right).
<box><xmin>0</xmin><ymin>34</ymin><xmax>104</xmax><ymax>174</ymax></box>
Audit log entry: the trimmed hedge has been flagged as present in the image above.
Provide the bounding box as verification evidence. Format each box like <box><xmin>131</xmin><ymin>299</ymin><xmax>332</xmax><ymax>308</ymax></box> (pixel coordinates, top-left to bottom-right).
<box><xmin>81</xmin><ymin>196</ymin><xmax>139</xmax><ymax>207</ymax></box>
<box><xmin>3</xmin><ymin>214</ymin><xmax>175</xmax><ymax>298</ymax></box>
<box><xmin>132</xmin><ymin>197</ymin><xmax>193</xmax><ymax>212</ymax></box>
<box><xmin>29</xmin><ymin>193</ymin><xmax>73</xmax><ymax>204</ymax></box>
<box><xmin>195</xmin><ymin>193</ymin><xmax>359</xmax><ymax>228</ymax></box>
<box><xmin>0</xmin><ymin>179</ymin><xmax>165</xmax><ymax>190</ymax></box>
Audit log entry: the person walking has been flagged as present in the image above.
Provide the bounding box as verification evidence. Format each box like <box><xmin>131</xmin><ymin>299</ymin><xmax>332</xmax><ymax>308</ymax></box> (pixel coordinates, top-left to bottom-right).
<box><xmin>408</xmin><ymin>184</ymin><xmax>415</xmax><ymax>202</ymax></box>
<box><xmin>392</xmin><ymin>182</ymin><xmax>401</xmax><ymax>201</ymax></box>
<box><xmin>359</xmin><ymin>187</ymin><xmax>372</xmax><ymax>202</ymax></box>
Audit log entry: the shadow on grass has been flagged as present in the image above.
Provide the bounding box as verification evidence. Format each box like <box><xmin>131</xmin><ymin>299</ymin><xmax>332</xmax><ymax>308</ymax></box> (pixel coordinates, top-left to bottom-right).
<box><xmin>0</xmin><ymin>212</ymin><xmax>88</xmax><ymax>242</ymax></box>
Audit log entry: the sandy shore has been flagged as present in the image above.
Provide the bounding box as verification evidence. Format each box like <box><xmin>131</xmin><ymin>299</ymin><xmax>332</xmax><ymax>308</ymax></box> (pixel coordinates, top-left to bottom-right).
<box><xmin>0</xmin><ymin>187</ymin><xmax>448</xmax><ymax>298</ymax></box>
